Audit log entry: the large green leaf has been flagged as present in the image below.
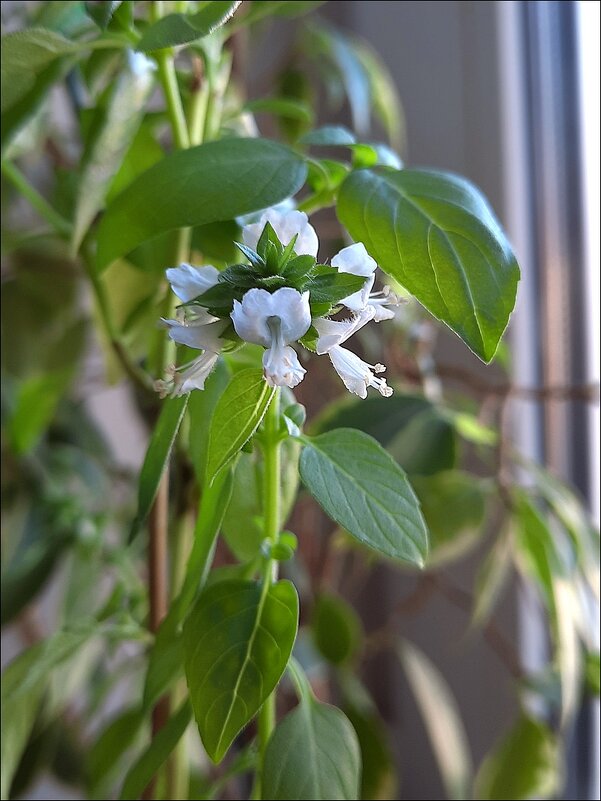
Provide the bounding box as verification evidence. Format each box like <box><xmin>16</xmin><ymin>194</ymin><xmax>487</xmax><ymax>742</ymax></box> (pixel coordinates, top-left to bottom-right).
<box><xmin>337</xmin><ymin>168</ymin><xmax>520</xmax><ymax>362</ymax></box>
<box><xmin>475</xmin><ymin>715</ymin><xmax>560</xmax><ymax>800</ymax></box>
<box><xmin>119</xmin><ymin>703</ymin><xmax>192</xmax><ymax>800</ymax></box>
<box><xmin>312</xmin><ymin>393</ymin><xmax>456</xmax><ymax>476</ymax></box>
<box><xmin>183</xmin><ymin>579</ymin><xmax>298</xmax><ymax>762</ymax></box>
<box><xmin>72</xmin><ymin>50</ymin><xmax>155</xmax><ymax>252</ymax></box>
<box><xmin>1</xmin><ymin>28</ymin><xmax>129</xmax><ymax>114</ymax></box>
<box><xmin>96</xmin><ymin>138</ymin><xmax>307</xmax><ymax>270</ymax></box>
<box><xmin>205</xmin><ymin>368</ymin><xmax>275</xmax><ymax>484</ymax></box>
<box><xmin>137</xmin><ymin>1</ymin><xmax>241</xmax><ymax>52</ymax></box>
<box><xmin>398</xmin><ymin>640</ymin><xmax>473</xmax><ymax>801</ymax></box>
<box><xmin>299</xmin><ymin>429</ymin><xmax>428</xmax><ymax>566</ymax></box>
<box><xmin>262</xmin><ymin>697</ymin><xmax>361</xmax><ymax>800</ymax></box>
<box><xmin>1</xmin><ymin>29</ymin><xmax>74</xmax><ymax>112</ymax></box>
<box><xmin>130</xmin><ymin>395</ymin><xmax>189</xmax><ymax>541</ymax></box>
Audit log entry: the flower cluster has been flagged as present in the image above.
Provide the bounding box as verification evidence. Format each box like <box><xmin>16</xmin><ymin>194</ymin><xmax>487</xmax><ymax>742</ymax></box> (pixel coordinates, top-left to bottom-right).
<box><xmin>157</xmin><ymin>208</ymin><xmax>401</xmax><ymax>399</ymax></box>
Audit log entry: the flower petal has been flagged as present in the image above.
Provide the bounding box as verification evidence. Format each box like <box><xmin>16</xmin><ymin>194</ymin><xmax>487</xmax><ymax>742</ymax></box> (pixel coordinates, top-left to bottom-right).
<box><xmin>328</xmin><ymin>346</ymin><xmax>393</xmax><ymax>398</ymax></box>
<box><xmin>231</xmin><ymin>287</ymin><xmax>311</xmax><ymax>346</ymax></box>
<box><xmin>166</xmin><ymin>263</ymin><xmax>220</xmax><ymax>302</ymax></box>
<box><xmin>162</xmin><ymin>318</ymin><xmax>227</xmax><ymax>352</ymax></box>
<box><xmin>175</xmin><ymin>351</ymin><xmax>220</xmax><ymax>394</ymax></box>
<box><xmin>332</xmin><ymin>242</ymin><xmax>377</xmax><ymax>277</ymax></box>
<box><xmin>242</xmin><ymin>208</ymin><xmax>319</xmax><ymax>257</ymax></box>
<box><xmin>314</xmin><ymin>307</ymin><xmax>375</xmax><ymax>354</ymax></box>
<box><xmin>231</xmin><ymin>288</ymin><xmax>273</xmax><ymax>346</ymax></box>
<box><xmin>340</xmin><ymin>273</ymin><xmax>375</xmax><ymax>313</ymax></box>
<box><xmin>263</xmin><ymin>344</ymin><xmax>306</xmax><ymax>388</ymax></box>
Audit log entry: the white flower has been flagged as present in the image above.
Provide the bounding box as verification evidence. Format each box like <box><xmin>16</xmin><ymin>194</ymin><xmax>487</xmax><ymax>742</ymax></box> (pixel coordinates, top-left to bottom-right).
<box><xmin>366</xmin><ymin>286</ymin><xmax>402</xmax><ymax>321</ymax></box>
<box><xmin>314</xmin><ymin>307</ymin><xmax>375</xmax><ymax>354</ymax></box>
<box><xmin>161</xmin><ymin>317</ymin><xmax>227</xmax><ymax>352</ymax></box>
<box><xmin>170</xmin><ymin>351</ymin><xmax>221</xmax><ymax>395</ymax></box>
<box><xmin>166</xmin><ymin>263</ymin><xmax>220</xmax><ymax>302</ymax></box>
<box><xmin>157</xmin><ymin>316</ymin><xmax>227</xmax><ymax>396</ymax></box>
<box><xmin>332</xmin><ymin>242</ymin><xmax>377</xmax><ymax>312</ymax></box>
<box><xmin>314</xmin><ymin>306</ymin><xmax>393</xmax><ymax>398</ymax></box>
<box><xmin>328</xmin><ymin>346</ymin><xmax>393</xmax><ymax>399</ymax></box>
<box><xmin>332</xmin><ymin>242</ymin><xmax>377</xmax><ymax>278</ymax></box>
<box><xmin>332</xmin><ymin>242</ymin><xmax>402</xmax><ymax>321</ymax></box>
<box><xmin>242</xmin><ymin>209</ymin><xmax>319</xmax><ymax>258</ymax></box>
<box><xmin>231</xmin><ymin>287</ymin><xmax>311</xmax><ymax>388</ymax></box>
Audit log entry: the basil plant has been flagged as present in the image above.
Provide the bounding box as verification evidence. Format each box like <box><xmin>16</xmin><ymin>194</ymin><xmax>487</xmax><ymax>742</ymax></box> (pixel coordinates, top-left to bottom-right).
<box><xmin>1</xmin><ymin>2</ymin><xmax>598</xmax><ymax>801</ymax></box>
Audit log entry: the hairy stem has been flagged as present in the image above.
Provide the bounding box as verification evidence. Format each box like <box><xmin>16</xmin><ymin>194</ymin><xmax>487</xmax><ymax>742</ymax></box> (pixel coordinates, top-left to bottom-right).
<box><xmin>252</xmin><ymin>389</ymin><xmax>282</xmax><ymax>798</ymax></box>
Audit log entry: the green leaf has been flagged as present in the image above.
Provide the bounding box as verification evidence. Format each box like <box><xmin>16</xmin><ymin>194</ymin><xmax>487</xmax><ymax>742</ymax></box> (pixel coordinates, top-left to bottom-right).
<box><xmin>87</xmin><ymin>708</ymin><xmax>145</xmax><ymax>798</ymax></box>
<box><xmin>143</xmin><ymin>466</ymin><xmax>235</xmax><ymax>710</ymax></box>
<box><xmin>245</xmin><ymin>97</ymin><xmax>314</xmax><ymax>124</ymax></box>
<box><xmin>1</xmin><ymin>28</ymin><xmax>130</xmax><ymax>114</ymax></box>
<box><xmin>475</xmin><ymin>715</ymin><xmax>561</xmax><ymax>800</ymax></box>
<box><xmin>411</xmin><ymin>472</ymin><xmax>487</xmax><ymax>566</ymax></box>
<box><xmin>137</xmin><ymin>1</ymin><xmax>242</xmax><ymax>52</ymax></box>
<box><xmin>142</xmin><ymin>621</ymin><xmax>184</xmax><ymax>712</ymax></box>
<box><xmin>222</xmin><ymin>439</ymin><xmax>299</xmax><ymax>561</ymax></box>
<box><xmin>262</xmin><ymin>697</ymin><xmax>361</xmax><ymax>800</ymax></box>
<box><xmin>8</xmin><ymin>366</ymin><xmax>80</xmax><ymax>454</ymax></box>
<box><xmin>85</xmin><ymin>1</ymin><xmax>123</xmax><ymax>29</ymax></box>
<box><xmin>71</xmin><ymin>50</ymin><xmax>155</xmax><ymax>252</ymax></box>
<box><xmin>553</xmin><ymin>577</ymin><xmax>582</xmax><ymax>728</ymax></box>
<box><xmin>130</xmin><ymin>395</ymin><xmax>189</xmax><ymax>541</ymax></box>
<box><xmin>585</xmin><ymin>651</ymin><xmax>600</xmax><ymax>697</ymax></box>
<box><xmin>303</xmin><ymin>268</ymin><xmax>365</xmax><ymax>305</ymax></box>
<box><xmin>192</xmin><ymin>219</ymin><xmax>242</xmax><ymax>263</ymax></box>
<box><xmin>344</xmin><ymin>702</ymin><xmax>396</xmax><ymax>801</ymax></box>
<box><xmin>106</xmin><ymin>121</ymin><xmax>164</xmax><ymax>202</ymax></box>
<box><xmin>1</xmin><ymin>57</ymin><xmax>67</xmax><ymax>157</ymax></box>
<box><xmin>337</xmin><ymin>168</ymin><xmax>520</xmax><ymax>362</ymax></box>
<box><xmin>312</xmin><ymin>393</ymin><xmax>456</xmax><ymax>476</ymax></box>
<box><xmin>512</xmin><ymin>492</ymin><xmax>558</xmax><ymax>615</ymax></box>
<box><xmin>240</xmin><ymin>1</ymin><xmax>325</xmax><ymax>26</ymax></box>
<box><xmin>309</xmin><ymin>23</ymin><xmax>370</xmax><ymax>135</ymax></box>
<box><xmin>1</xmin><ymin>625</ymin><xmax>96</xmax><ymax>799</ymax></box>
<box><xmin>1</xmin><ymin>504</ymin><xmax>74</xmax><ymax>625</ymax></box>
<box><xmin>398</xmin><ymin>640</ymin><xmax>472</xmax><ymax>801</ymax></box>
<box><xmin>96</xmin><ymin>138</ymin><xmax>307</xmax><ymax>270</ymax></box>
<box><xmin>187</xmin><ymin>358</ymin><xmax>231</xmax><ymax>484</ymax></box>
<box><xmin>472</xmin><ymin>530</ymin><xmax>512</xmax><ymax>628</ymax></box>
<box><xmin>301</xmin><ymin>125</ymin><xmax>356</xmax><ymax>146</ymax></box>
<box><xmin>351</xmin><ymin>39</ymin><xmax>405</xmax><ymax>151</ymax></box>
<box><xmin>299</xmin><ymin>429</ymin><xmax>428</xmax><ymax>567</ymax></box>
<box><xmin>205</xmin><ymin>368</ymin><xmax>275</xmax><ymax>484</ymax></box>
<box><xmin>1</xmin><ymin>28</ymin><xmax>73</xmax><ymax>113</ymax></box>
<box><xmin>183</xmin><ymin>579</ymin><xmax>299</xmax><ymax>762</ymax></box>
<box><xmin>312</xmin><ymin>593</ymin><xmax>362</xmax><ymax>666</ymax></box>
<box><xmin>120</xmin><ymin>702</ymin><xmax>192</xmax><ymax>800</ymax></box>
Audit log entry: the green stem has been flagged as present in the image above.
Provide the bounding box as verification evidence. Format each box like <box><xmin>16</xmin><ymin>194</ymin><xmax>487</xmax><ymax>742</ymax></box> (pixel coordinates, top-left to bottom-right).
<box><xmin>151</xmin><ymin>2</ymin><xmax>190</xmax><ymax>151</ymax></box>
<box><xmin>253</xmin><ymin>390</ymin><xmax>282</xmax><ymax>799</ymax></box>
<box><xmin>1</xmin><ymin>160</ymin><xmax>72</xmax><ymax>238</ymax></box>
